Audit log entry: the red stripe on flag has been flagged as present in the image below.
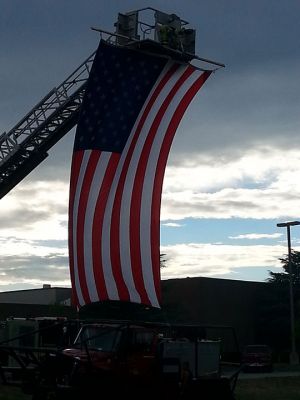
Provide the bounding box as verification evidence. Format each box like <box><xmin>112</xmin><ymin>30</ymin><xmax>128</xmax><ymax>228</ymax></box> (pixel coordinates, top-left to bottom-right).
<box><xmin>151</xmin><ymin>70</ymin><xmax>212</xmax><ymax>301</ymax></box>
<box><xmin>68</xmin><ymin>151</ymin><xmax>84</xmax><ymax>307</ymax></box>
<box><xmin>110</xmin><ymin>64</ymin><xmax>179</xmax><ymax>302</ymax></box>
<box><xmin>130</xmin><ymin>65</ymin><xmax>196</xmax><ymax>304</ymax></box>
<box><xmin>92</xmin><ymin>152</ymin><xmax>120</xmax><ymax>301</ymax></box>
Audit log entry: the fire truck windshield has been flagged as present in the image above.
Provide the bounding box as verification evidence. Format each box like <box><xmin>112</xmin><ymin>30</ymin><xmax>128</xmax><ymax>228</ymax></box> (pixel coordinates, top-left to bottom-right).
<box><xmin>74</xmin><ymin>325</ymin><xmax>122</xmax><ymax>351</ymax></box>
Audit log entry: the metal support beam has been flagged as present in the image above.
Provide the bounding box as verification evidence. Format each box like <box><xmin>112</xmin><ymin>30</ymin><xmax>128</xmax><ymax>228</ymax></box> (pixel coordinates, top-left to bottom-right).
<box><xmin>0</xmin><ymin>52</ymin><xmax>95</xmax><ymax>199</ymax></box>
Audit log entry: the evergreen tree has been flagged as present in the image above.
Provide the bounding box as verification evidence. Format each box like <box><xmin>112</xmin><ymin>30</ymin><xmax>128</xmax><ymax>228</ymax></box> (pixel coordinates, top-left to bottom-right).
<box><xmin>261</xmin><ymin>250</ymin><xmax>300</xmax><ymax>359</ymax></box>
<box><xmin>268</xmin><ymin>250</ymin><xmax>300</xmax><ymax>286</ymax></box>
<box><xmin>160</xmin><ymin>253</ymin><xmax>167</xmax><ymax>269</ymax></box>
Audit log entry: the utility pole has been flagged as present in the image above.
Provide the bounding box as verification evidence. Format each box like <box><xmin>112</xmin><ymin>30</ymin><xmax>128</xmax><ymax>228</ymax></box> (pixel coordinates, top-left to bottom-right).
<box><xmin>277</xmin><ymin>220</ymin><xmax>300</xmax><ymax>365</ymax></box>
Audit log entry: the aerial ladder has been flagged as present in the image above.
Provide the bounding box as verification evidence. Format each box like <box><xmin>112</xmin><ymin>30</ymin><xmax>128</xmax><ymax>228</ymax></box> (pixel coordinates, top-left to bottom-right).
<box><xmin>0</xmin><ymin>53</ymin><xmax>95</xmax><ymax>199</ymax></box>
<box><xmin>0</xmin><ymin>8</ymin><xmax>224</xmax><ymax>200</ymax></box>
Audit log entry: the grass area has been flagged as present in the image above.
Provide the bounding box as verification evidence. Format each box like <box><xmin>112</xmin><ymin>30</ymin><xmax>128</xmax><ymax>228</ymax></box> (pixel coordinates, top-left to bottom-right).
<box><xmin>2</xmin><ymin>375</ymin><xmax>300</xmax><ymax>400</ymax></box>
<box><xmin>235</xmin><ymin>376</ymin><xmax>300</xmax><ymax>400</ymax></box>
<box><xmin>0</xmin><ymin>386</ymin><xmax>31</xmax><ymax>400</ymax></box>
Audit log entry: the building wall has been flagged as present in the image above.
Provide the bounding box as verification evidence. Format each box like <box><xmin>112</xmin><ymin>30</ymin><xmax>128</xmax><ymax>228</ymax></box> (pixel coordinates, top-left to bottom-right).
<box><xmin>0</xmin><ymin>287</ymin><xmax>71</xmax><ymax>305</ymax></box>
<box><xmin>0</xmin><ymin>278</ymin><xmax>272</xmax><ymax>348</ymax></box>
<box><xmin>0</xmin><ymin>303</ymin><xmax>77</xmax><ymax>320</ymax></box>
<box><xmin>161</xmin><ymin>277</ymin><xmax>267</xmax><ymax>349</ymax></box>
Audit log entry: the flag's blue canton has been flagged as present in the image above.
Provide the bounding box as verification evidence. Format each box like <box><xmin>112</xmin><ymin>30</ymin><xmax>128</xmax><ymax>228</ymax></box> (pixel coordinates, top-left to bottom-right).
<box><xmin>75</xmin><ymin>41</ymin><xmax>167</xmax><ymax>153</ymax></box>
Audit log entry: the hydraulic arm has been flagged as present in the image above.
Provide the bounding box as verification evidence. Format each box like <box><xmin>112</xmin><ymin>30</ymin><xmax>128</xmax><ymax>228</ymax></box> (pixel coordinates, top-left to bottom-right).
<box><xmin>0</xmin><ymin>52</ymin><xmax>95</xmax><ymax>199</ymax></box>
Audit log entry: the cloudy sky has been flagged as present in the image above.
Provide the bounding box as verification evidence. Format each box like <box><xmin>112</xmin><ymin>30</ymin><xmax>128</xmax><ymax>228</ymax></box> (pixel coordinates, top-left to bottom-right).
<box><xmin>1</xmin><ymin>0</ymin><xmax>300</xmax><ymax>292</ymax></box>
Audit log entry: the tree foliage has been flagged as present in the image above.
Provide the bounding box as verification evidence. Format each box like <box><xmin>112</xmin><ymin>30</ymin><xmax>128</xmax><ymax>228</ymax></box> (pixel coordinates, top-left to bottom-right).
<box><xmin>160</xmin><ymin>253</ymin><xmax>167</xmax><ymax>269</ymax></box>
<box><xmin>261</xmin><ymin>250</ymin><xmax>300</xmax><ymax>356</ymax></box>
<box><xmin>268</xmin><ymin>250</ymin><xmax>300</xmax><ymax>286</ymax></box>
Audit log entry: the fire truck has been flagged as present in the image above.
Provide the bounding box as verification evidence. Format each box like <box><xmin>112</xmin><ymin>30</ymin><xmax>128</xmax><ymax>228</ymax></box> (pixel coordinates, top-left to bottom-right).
<box><xmin>0</xmin><ymin>318</ymin><xmax>241</xmax><ymax>399</ymax></box>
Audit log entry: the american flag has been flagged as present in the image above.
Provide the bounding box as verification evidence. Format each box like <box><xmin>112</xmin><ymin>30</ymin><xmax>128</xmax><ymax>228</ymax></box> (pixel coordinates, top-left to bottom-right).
<box><xmin>68</xmin><ymin>40</ymin><xmax>211</xmax><ymax>308</ymax></box>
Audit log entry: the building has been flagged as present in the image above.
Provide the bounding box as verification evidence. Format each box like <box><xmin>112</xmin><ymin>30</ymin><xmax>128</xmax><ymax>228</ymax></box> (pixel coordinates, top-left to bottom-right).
<box><xmin>161</xmin><ymin>277</ymin><xmax>268</xmax><ymax>350</ymax></box>
<box><xmin>0</xmin><ymin>277</ymin><xmax>275</xmax><ymax>351</ymax></box>
<box><xmin>0</xmin><ymin>285</ymin><xmax>75</xmax><ymax>320</ymax></box>
<box><xmin>0</xmin><ymin>285</ymin><xmax>71</xmax><ymax>306</ymax></box>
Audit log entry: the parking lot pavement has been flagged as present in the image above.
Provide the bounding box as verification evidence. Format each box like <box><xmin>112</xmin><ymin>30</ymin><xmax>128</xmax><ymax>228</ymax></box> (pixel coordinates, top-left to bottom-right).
<box><xmin>221</xmin><ymin>364</ymin><xmax>300</xmax><ymax>380</ymax></box>
<box><xmin>239</xmin><ymin>370</ymin><xmax>300</xmax><ymax>379</ymax></box>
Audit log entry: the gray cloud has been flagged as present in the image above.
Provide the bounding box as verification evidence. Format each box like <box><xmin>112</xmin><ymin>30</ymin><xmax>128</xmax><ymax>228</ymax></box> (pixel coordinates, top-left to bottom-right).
<box><xmin>0</xmin><ymin>236</ymin><xmax>67</xmax><ymax>249</ymax></box>
<box><xmin>0</xmin><ymin>208</ymin><xmax>50</xmax><ymax>228</ymax></box>
<box><xmin>0</xmin><ymin>196</ymin><xmax>67</xmax><ymax>230</ymax></box>
<box><xmin>169</xmin><ymin>62</ymin><xmax>300</xmax><ymax>162</ymax></box>
<box><xmin>0</xmin><ymin>253</ymin><xmax>70</xmax><ymax>283</ymax></box>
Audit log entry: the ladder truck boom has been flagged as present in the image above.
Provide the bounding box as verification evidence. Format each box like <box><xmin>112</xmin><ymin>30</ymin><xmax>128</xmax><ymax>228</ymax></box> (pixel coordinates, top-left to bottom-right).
<box><xmin>0</xmin><ymin>51</ymin><xmax>95</xmax><ymax>199</ymax></box>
